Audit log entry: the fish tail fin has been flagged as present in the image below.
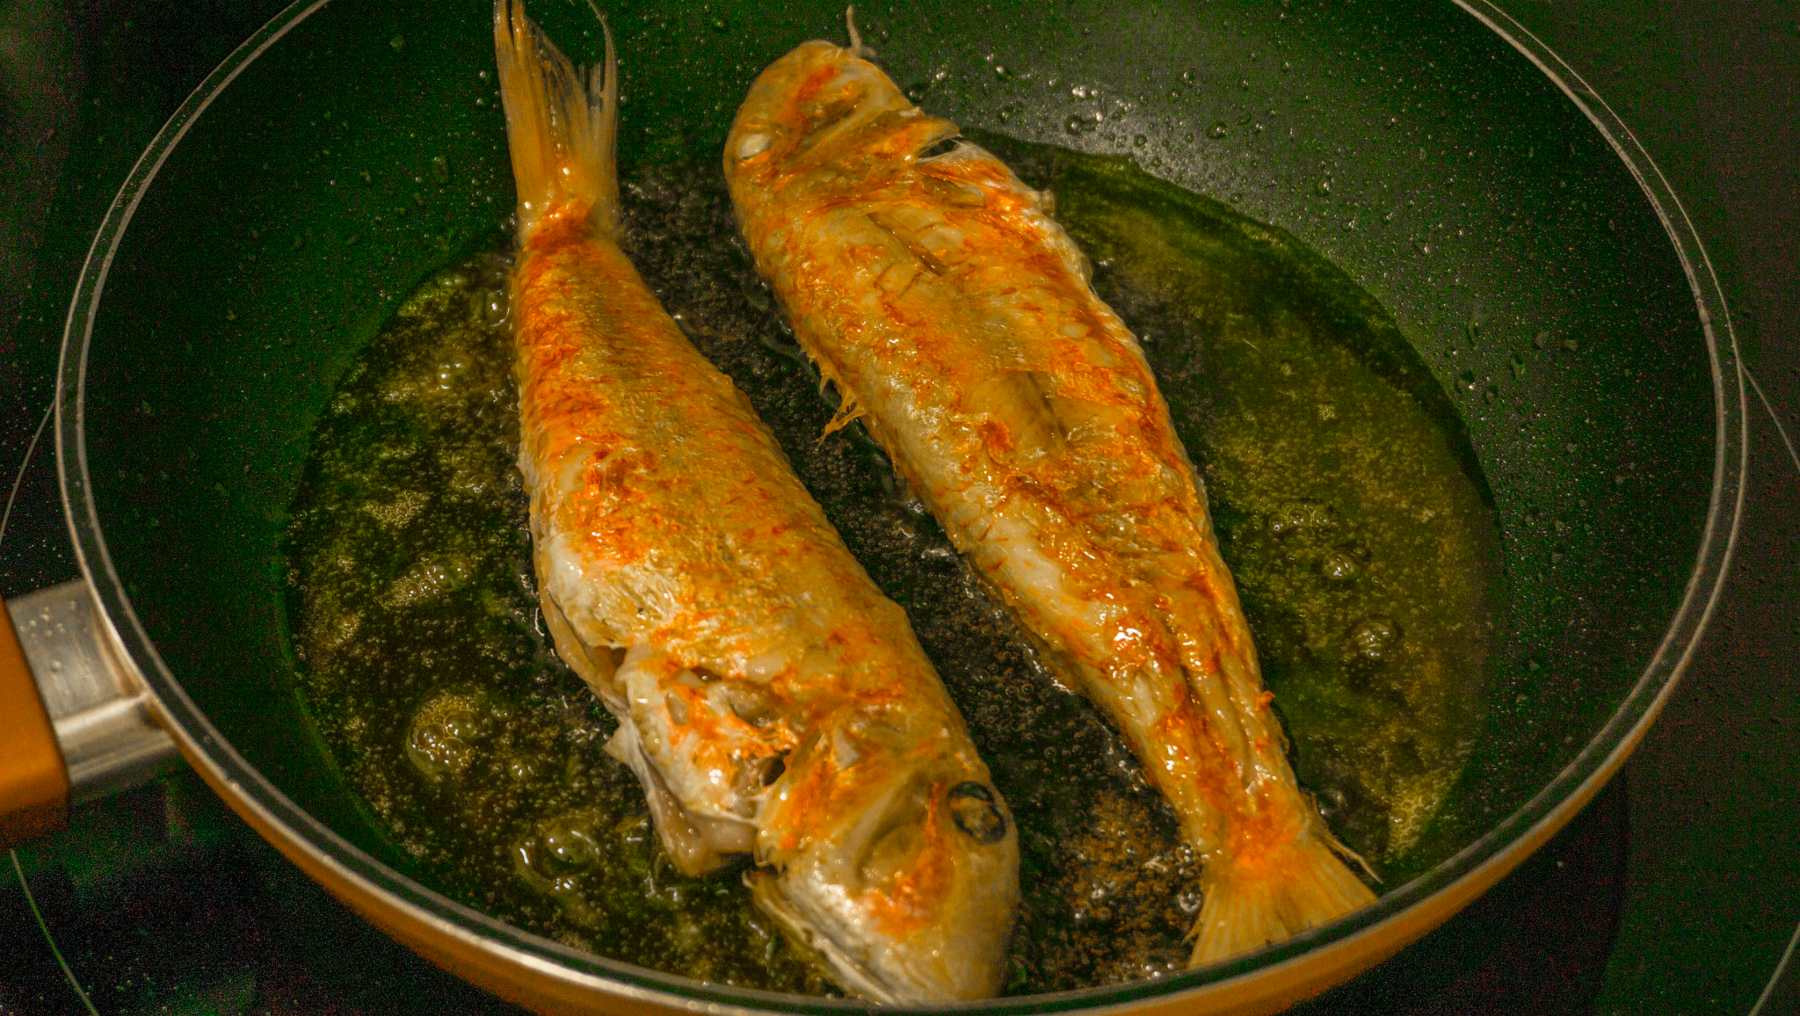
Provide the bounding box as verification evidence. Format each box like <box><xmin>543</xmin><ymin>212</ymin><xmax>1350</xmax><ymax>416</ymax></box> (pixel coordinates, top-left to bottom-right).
<box><xmin>492</xmin><ymin>0</ymin><xmax>619</xmax><ymax>240</ymax></box>
<box><xmin>1189</xmin><ymin>826</ymin><xmax>1377</xmax><ymax>966</ymax></box>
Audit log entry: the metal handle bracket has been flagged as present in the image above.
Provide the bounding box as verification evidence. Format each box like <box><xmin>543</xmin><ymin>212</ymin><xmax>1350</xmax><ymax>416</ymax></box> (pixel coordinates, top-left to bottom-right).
<box><xmin>6</xmin><ymin>580</ymin><xmax>179</xmax><ymax>805</ymax></box>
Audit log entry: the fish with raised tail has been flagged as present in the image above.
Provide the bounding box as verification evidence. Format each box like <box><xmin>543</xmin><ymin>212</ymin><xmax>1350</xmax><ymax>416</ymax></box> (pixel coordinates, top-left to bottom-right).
<box><xmin>492</xmin><ymin>2</ymin><xmax>1018</xmax><ymax>1000</ymax></box>
<box><xmin>724</xmin><ymin>30</ymin><xmax>1376</xmax><ymax>966</ymax></box>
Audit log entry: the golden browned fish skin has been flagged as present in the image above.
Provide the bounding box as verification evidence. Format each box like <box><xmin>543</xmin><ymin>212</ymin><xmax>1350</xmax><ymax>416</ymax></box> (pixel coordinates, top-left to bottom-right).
<box><xmin>494</xmin><ymin>4</ymin><xmax>1017</xmax><ymax>1000</ymax></box>
<box><xmin>725</xmin><ymin>37</ymin><xmax>1374</xmax><ymax>966</ymax></box>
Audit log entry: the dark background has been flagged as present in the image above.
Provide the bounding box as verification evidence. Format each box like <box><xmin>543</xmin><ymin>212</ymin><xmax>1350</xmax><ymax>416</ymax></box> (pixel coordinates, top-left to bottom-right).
<box><xmin>1</xmin><ymin>2</ymin><xmax>1793</xmax><ymax>1013</ymax></box>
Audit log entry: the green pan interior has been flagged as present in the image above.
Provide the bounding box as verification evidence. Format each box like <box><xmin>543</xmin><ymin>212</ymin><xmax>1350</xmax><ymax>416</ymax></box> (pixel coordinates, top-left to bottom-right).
<box><xmin>69</xmin><ymin>0</ymin><xmax>1715</xmax><ymax>1001</ymax></box>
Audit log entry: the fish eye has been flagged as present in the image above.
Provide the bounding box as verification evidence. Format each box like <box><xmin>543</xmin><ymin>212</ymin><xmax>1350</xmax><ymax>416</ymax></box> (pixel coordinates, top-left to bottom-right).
<box><xmin>735</xmin><ymin>132</ymin><xmax>772</xmax><ymax>160</ymax></box>
<box><xmin>947</xmin><ymin>782</ymin><xmax>1007</xmax><ymax>844</ymax></box>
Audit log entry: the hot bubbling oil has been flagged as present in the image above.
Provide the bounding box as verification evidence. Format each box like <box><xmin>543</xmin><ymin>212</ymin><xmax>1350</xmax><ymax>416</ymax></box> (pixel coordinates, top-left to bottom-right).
<box><xmin>284</xmin><ymin>139</ymin><xmax>1499</xmax><ymax>995</ymax></box>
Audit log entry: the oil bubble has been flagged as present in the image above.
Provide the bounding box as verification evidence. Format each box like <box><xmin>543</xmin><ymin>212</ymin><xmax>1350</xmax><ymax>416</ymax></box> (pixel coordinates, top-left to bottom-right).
<box><xmin>537</xmin><ymin>812</ymin><xmax>603</xmax><ymax>875</ymax></box>
<box><xmin>406</xmin><ymin>687</ymin><xmax>492</xmax><ymax>780</ymax></box>
<box><xmin>1320</xmin><ymin>550</ymin><xmax>1360</xmax><ymax>584</ymax></box>
<box><xmin>1268</xmin><ymin>499</ymin><xmax>1337</xmax><ymax>538</ymax></box>
<box><xmin>1347</xmin><ymin>617</ymin><xmax>1402</xmax><ymax>662</ymax></box>
<box><xmin>1064</xmin><ymin>110</ymin><xmax>1104</xmax><ymax>135</ymax></box>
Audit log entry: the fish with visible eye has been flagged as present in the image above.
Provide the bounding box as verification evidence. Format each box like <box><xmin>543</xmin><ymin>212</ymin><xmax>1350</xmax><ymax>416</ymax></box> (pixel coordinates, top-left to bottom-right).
<box><xmin>492</xmin><ymin>1</ymin><xmax>1018</xmax><ymax>1001</ymax></box>
<box><xmin>725</xmin><ymin>12</ymin><xmax>1377</xmax><ymax>969</ymax></box>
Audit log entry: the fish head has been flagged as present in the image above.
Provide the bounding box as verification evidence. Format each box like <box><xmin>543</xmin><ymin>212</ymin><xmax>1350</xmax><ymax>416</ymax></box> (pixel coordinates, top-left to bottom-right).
<box><xmin>751</xmin><ymin>712</ymin><xmax>1020</xmax><ymax>1002</ymax></box>
<box><xmin>724</xmin><ymin>40</ymin><xmax>959</xmax><ymax>194</ymax></box>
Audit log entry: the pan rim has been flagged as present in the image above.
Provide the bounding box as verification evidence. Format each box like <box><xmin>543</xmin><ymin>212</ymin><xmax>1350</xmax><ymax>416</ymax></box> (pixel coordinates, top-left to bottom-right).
<box><xmin>53</xmin><ymin>0</ymin><xmax>1747</xmax><ymax>1012</ymax></box>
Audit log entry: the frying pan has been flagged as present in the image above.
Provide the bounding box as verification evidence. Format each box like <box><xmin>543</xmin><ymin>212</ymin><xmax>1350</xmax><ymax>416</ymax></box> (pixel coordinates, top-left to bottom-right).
<box><xmin>0</xmin><ymin>0</ymin><xmax>1743</xmax><ymax>1012</ymax></box>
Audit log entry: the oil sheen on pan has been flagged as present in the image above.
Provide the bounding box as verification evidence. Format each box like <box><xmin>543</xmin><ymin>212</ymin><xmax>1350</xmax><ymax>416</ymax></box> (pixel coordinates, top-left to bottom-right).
<box><xmin>284</xmin><ymin>54</ymin><xmax>1499</xmax><ymax>1005</ymax></box>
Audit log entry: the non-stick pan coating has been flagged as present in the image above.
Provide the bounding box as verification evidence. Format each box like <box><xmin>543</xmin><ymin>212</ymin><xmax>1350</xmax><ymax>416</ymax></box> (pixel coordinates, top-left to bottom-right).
<box><xmin>59</xmin><ymin>1</ymin><xmax>1729</xmax><ymax>1011</ymax></box>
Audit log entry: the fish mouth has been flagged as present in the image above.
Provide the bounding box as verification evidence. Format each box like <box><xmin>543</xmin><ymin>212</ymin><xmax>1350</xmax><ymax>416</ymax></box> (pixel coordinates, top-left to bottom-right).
<box><xmin>746</xmin><ymin>850</ymin><xmax>1014</xmax><ymax>1004</ymax></box>
<box><xmin>749</xmin><ymin>869</ymin><xmax>906</xmax><ymax>1003</ymax></box>
<box><xmin>745</xmin><ymin>767</ymin><xmax>1019</xmax><ymax>1003</ymax></box>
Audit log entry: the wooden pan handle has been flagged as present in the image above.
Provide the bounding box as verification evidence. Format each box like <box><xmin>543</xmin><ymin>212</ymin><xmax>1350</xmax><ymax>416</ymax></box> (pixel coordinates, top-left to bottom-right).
<box><xmin>0</xmin><ymin>594</ymin><xmax>69</xmax><ymax>846</ymax></box>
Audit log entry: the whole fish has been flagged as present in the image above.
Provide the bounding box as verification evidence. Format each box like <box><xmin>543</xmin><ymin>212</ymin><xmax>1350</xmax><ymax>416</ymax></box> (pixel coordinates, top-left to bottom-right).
<box><xmin>724</xmin><ymin>33</ymin><xmax>1375</xmax><ymax>966</ymax></box>
<box><xmin>492</xmin><ymin>3</ymin><xmax>1018</xmax><ymax>1000</ymax></box>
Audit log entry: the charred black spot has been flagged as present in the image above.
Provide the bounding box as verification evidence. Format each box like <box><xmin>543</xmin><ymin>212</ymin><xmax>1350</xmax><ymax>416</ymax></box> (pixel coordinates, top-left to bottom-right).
<box><xmin>917</xmin><ymin>135</ymin><xmax>962</xmax><ymax>161</ymax></box>
<box><xmin>762</xmin><ymin>754</ymin><xmax>788</xmax><ymax>786</ymax></box>
<box><xmin>948</xmin><ymin>781</ymin><xmax>1008</xmax><ymax>844</ymax></box>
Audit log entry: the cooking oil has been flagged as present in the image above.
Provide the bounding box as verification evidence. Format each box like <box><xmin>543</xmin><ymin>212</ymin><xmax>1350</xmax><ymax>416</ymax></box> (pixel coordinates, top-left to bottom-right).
<box><xmin>285</xmin><ymin>139</ymin><xmax>1499</xmax><ymax>994</ymax></box>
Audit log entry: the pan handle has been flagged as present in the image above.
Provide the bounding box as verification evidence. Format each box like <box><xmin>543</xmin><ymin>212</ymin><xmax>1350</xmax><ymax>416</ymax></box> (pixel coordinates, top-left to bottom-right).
<box><xmin>0</xmin><ymin>581</ymin><xmax>180</xmax><ymax>848</ymax></box>
<box><xmin>0</xmin><ymin>590</ymin><xmax>66</xmax><ymax>845</ymax></box>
